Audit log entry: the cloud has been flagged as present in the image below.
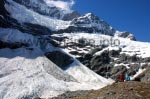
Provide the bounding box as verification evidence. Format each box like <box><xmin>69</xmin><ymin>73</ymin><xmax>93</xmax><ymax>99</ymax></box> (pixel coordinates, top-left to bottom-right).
<box><xmin>44</xmin><ymin>0</ymin><xmax>75</xmax><ymax>11</ymax></box>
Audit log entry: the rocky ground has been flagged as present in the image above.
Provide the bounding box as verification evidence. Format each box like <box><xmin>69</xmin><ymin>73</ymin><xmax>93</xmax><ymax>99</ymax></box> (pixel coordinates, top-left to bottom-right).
<box><xmin>70</xmin><ymin>81</ymin><xmax>150</xmax><ymax>99</ymax></box>
<box><xmin>50</xmin><ymin>90</ymin><xmax>89</xmax><ymax>99</ymax></box>
<box><xmin>45</xmin><ymin>81</ymin><xmax>150</xmax><ymax>99</ymax></box>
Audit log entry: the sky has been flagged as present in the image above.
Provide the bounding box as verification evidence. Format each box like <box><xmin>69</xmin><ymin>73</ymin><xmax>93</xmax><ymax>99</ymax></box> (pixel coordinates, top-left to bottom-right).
<box><xmin>70</xmin><ymin>0</ymin><xmax>150</xmax><ymax>42</ymax></box>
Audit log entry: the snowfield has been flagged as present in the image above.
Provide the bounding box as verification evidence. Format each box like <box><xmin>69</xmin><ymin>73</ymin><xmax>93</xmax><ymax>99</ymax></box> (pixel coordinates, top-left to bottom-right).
<box><xmin>0</xmin><ymin>28</ymin><xmax>114</xmax><ymax>99</ymax></box>
<box><xmin>0</xmin><ymin>47</ymin><xmax>114</xmax><ymax>99</ymax></box>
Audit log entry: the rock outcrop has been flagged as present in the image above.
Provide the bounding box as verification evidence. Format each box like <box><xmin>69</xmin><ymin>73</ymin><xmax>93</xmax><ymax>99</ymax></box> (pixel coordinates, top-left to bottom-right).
<box><xmin>45</xmin><ymin>51</ymin><xmax>74</xmax><ymax>70</ymax></box>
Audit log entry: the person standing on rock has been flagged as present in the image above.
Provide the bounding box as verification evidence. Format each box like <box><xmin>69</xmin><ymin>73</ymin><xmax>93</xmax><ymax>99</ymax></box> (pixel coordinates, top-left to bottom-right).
<box><xmin>119</xmin><ymin>74</ymin><xmax>125</xmax><ymax>82</ymax></box>
<box><xmin>125</xmin><ymin>74</ymin><xmax>130</xmax><ymax>81</ymax></box>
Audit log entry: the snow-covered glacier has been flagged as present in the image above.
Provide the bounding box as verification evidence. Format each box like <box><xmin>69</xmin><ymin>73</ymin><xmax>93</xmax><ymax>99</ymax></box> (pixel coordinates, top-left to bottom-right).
<box><xmin>0</xmin><ymin>28</ymin><xmax>113</xmax><ymax>99</ymax></box>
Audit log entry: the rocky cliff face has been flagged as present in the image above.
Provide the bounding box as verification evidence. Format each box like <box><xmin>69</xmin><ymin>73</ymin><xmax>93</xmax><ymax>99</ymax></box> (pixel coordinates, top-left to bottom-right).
<box><xmin>51</xmin><ymin>33</ymin><xmax>150</xmax><ymax>82</ymax></box>
<box><xmin>55</xmin><ymin>13</ymin><xmax>135</xmax><ymax>40</ymax></box>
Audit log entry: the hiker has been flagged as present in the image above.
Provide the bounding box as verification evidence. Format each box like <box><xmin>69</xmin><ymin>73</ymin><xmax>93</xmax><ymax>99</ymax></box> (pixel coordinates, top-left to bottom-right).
<box><xmin>119</xmin><ymin>74</ymin><xmax>125</xmax><ymax>82</ymax></box>
<box><xmin>125</xmin><ymin>74</ymin><xmax>130</xmax><ymax>81</ymax></box>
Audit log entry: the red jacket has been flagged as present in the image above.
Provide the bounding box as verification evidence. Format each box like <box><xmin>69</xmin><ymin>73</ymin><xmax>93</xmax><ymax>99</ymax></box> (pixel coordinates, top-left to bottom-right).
<box><xmin>120</xmin><ymin>74</ymin><xmax>124</xmax><ymax>82</ymax></box>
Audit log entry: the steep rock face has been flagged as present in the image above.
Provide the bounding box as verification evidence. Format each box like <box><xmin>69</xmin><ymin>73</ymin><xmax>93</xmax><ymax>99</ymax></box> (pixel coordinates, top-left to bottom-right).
<box><xmin>0</xmin><ymin>40</ymin><xmax>29</xmax><ymax>49</ymax></box>
<box><xmin>84</xmin><ymin>48</ymin><xmax>148</xmax><ymax>80</ymax></box>
<box><xmin>55</xmin><ymin>13</ymin><xmax>136</xmax><ymax>40</ymax></box>
<box><xmin>0</xmin><ymin>0</ymin><xmax>15</xmax><ymax>28</ymax></box>
<box><xmin>55</xmin><ymin>26</ymin><xmax>102</xmax><ymax>34</ymax></box>
<box><xmin>90</xmin><ymin>51</ymin><xmax>111</xmax><ymax>69</ymax></box>
<box><xmin>62</xmin><ymin>11</ymin><xmax>80</xmax><ymax>21</ymax></box>
<box><xmin>57</xmin><ymin>13</ymin><xmax>116</xmax><ymax>35</ymax></box>
<box><xmin>71</xmin><ymin>13</ymin><xmax>115</xmax><ymax>35</ymax></box>
<box><xmin>50</xmin><ymin>32</ymin><xmax>150</xmax><ymax>82</ymax></box>
<box><xmin>45</xmin><ymin>51</ymin><xmax>74</xmax><ymax>70</ymax></box>
<box><xmin>119</xmin><ymin>53</ymin><xmax>139</xmax><ymax>62</ymax></box>
<box><xmin>22</xmin><ymin>23</ymin><xmax>52</xmax><ymax>35</ymax></box>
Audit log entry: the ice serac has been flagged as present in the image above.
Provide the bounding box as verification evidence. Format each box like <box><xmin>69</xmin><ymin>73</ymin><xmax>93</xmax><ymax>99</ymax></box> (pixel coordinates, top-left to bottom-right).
<box><xmin>12</xmin><ymin>0</ymin><xmax>80</xmax><ymax>20</ymax></box>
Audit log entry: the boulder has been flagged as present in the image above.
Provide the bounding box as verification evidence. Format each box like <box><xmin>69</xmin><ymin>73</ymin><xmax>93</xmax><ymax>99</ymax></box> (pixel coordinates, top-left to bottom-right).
<box><xmin>69</xmin><ymin>51</ymin><xmax>79</xmax><ymax>55</ymax></box>
<box><xmin>119</xmin><ymin>54</ymin><xmax>139</xmax><ymax>62</ymax></box>
<box><xmin>109</xmin><ymin>49</ymin><xmax>121</xmax><ymax>57</ymax></box>
<box><xmin>90</xmin><ymin>50</ymin><xmax>110</xmax><ymax>69</ymax></box>
<box><xmin>88</xmin><ymin>47</ymin><xmax>103</xmax><ymax>55</ymax></box>
<box><xmin>76</xmin><ymin>57</ymin><xmax>84</xmax><ymax>62</ymax></box>
<box><xmin>83</xmin><ymin>53</ymin><xmax>92</xmax><ymax>60</ymax></box>
<box><xmin>143</xmin><ymin>57</ymin><xmax>150</xmax><ymax>62</ymax></box>
<box><xmin>45</xmin><ymin>51</ymin><xmax>74</xmax><ymax>69</ymax></box>
<box><xmin>0</xmin><ymin>40</ymin><xmax>29</xmax><ymax>49</ymax></box>
<box><xmin>95</xmin><ymin>64</ymin><xmax>113</xmax><ymax>78</ymax></box>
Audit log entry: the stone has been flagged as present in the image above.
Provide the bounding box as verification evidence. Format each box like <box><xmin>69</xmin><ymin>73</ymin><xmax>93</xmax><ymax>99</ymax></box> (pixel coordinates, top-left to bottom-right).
<box><xmin>45</xmin><ymin>51</ymin><xmax>74</xmax><ymax>69</ymax></box>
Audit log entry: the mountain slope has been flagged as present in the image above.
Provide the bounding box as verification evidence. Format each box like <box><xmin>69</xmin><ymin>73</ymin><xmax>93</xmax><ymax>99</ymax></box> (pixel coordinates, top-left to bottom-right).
<box><xmin>52</xmin><ymin>33</ymin><xmax>150</xmax><ymax>81</ymax></box>
<box><xmin>0</xmin><ymin>28</ymin><xmax>114</xmax><ymax>99</ymax></box>
<box><xmin>0</xmin><ymin>0</ymin><xmax>149</xmax><ymax>99</ymax></box>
